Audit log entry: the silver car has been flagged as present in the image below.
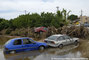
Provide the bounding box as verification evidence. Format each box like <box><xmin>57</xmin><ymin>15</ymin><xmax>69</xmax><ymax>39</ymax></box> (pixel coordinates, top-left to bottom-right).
<box><xmin>44</xmin><ymin>34</ymin><xmax>79</xmax><ymax>48</ymax></box>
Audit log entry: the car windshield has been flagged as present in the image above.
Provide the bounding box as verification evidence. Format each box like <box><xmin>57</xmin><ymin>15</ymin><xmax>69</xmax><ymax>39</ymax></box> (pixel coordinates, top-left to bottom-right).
<box><xmin>5</xmin><ymin>40</ymin><xmax>11</xmax><ymax>45</ymax></box>
<box><xmin>44</xmin><ymin>28</ymin><xmax>47</xmax><ymax>30</ymax></box>
<box><xmin>28</xmin><ymin>38</ymin><xmax>35</xmax><ymax>43</ymax></box>
<box><xmin>47</xmin><ymin>36</ymin><xmax>58</xmax><ymax>40</ymax></box>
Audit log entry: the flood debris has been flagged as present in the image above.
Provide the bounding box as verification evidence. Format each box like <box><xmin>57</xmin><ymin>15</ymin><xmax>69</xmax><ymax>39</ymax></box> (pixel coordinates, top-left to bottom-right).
<box><xmin>59</xmin><ymin>26</ymin><xmax>89</xmax><ymax>39</ymax></box>
<box><xmin>0</xmin><ymin>26</ymin><xmax>89</xmax><ymax>40</ymax></box>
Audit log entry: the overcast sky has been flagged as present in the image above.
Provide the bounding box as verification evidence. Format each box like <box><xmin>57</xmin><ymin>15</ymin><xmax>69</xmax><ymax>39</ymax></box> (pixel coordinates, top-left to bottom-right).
<box><xmin>0</xmin><ymin>0</ymin><xmax>89</xmax><ymax>20</ymax></box>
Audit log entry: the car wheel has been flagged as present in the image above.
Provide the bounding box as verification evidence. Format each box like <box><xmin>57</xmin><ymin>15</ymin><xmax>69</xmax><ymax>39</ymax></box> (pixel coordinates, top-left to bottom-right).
<box><xmin>74</xmin><ymin>41</ymin><xmax>79</xmax><ymax>46</ymax></box>
<box><xmin>39</xmin><ymin>46</ymin><xmax>45</xmax><ymax>50</ymax></box>
<box><xmin>58</xmin><ymin>44</ymin><xmax>63</xmax><ymax>49</ymax></box>
<box><xmin>10</xmin><ymin>50</ymin><xmax>16</xmax><ymax>54</ymax></box>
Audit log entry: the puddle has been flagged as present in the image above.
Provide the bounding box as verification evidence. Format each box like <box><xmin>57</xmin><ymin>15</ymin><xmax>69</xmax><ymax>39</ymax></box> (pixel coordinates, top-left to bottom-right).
<box><xmin>0</xmin><ymin>36</ymin><xmax>88</xmax><ymax>60</ymax></box>
<box><xmin>0</xmin><ymin>49</ymin><xmax>6</xmax><ymax>60</ymax></box>
<box><xmin>0</xmin><ymin>45</ymin><xmax>85</xmax><ymax>60</ymax></box>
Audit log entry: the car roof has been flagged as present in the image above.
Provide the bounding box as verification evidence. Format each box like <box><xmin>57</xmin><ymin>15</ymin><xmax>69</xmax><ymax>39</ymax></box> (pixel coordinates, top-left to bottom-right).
<box><xmin>52</xmin><ymin>34</ymin><xmax>64</xmax><ymax>37</ymax></box>
<box><xmin>11</xmin><ymin>37</ymin><xmax>30</xmax><ymax>41</ymax></box>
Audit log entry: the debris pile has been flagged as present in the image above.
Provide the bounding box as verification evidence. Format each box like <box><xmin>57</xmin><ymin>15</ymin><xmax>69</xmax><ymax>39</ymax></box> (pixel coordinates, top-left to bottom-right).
<box><xmin>0</xmin><ymin>26</ymin><xmax>89</xmax><ymax>40</ymax></box>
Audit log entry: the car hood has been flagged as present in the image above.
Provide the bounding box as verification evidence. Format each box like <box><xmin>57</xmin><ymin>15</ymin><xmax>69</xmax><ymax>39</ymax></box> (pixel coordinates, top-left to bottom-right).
<box><xmin>35</xmin><ymin>41</ymin><xmax>47</xmax><ymax>45</ymax></box>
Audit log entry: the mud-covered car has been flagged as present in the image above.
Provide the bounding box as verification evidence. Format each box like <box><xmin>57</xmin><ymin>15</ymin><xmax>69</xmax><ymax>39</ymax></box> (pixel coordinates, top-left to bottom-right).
<box><xmin>34</xmin><ymin>27</ymin><xmax>47</xmax><ymax>33</ymax></box>
<box><xmin>44</xmin><ymin>34</ymin><xmax>79</xmax><ymax>48</ymax></box>
<box><xmin>3</xmin><ymin>37</ymin><xmax>47</xmax><ymax>54</ymax></box>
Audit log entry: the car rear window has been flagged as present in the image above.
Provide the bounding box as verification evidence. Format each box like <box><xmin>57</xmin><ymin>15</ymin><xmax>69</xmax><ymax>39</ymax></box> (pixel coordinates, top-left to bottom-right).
<box><xmin>47</xmin><ymin>36</ymin><xmax>58</xmax><ymax>40</ymax></box>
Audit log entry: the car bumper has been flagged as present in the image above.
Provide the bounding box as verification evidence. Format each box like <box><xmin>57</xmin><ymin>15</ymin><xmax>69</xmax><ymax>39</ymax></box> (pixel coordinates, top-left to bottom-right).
<box><xmin>47</xmin><ymin>43</ymin><xmax>59</xmax><ymax>47</ymax></box>
<box><xmin>3</xmin><ymin>50</ymin><xmax>10</xmax><ymax>54</ymax></box>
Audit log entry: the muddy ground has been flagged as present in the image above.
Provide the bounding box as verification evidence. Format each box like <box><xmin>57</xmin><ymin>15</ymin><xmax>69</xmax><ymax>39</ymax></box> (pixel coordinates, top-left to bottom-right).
<box><xmin>0</xmin><ymin>36</ymin><xmax>89</xmax><ymax>60</ymax></box>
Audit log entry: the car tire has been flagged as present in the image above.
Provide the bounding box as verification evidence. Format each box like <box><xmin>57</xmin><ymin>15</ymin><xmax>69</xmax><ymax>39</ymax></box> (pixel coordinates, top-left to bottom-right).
<box><xmin>9</xmin><ymin>50</ymin><xmax>16</xmax><ymax>54</ymax></box>
<box><xmin>39</xmin><ymin>46</ymin><xmax>45</xmax><ymax>50</ymax></box>
<box><xmin>58</xmin><ymin>44</ymin><xmax>63</xmax><ymax>49</ymax></box>
<box><xmin>74</xmin><ymin>41</ymin><xmax>79</xmax><ymax>46</ymax></box>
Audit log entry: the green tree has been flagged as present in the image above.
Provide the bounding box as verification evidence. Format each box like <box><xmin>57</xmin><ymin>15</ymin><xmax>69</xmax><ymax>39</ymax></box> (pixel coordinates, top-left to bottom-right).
<box><xmin>41</xmin><ymin>12</ymin><xmax>55</xmax><ymax>27</ymax></box>
<box><xmin>28</xmin><ymin>13</ymin><xmax>41</xmax><ymax>27</ymax></box>
<box><xmin>0</xmin><ymin>20</ymin><xmax>9</xmax><ymax>31</ymax></box>
<box><xmin>0</xmin><ymin>9</ymin><xmax>72</xmax><ymax>30</ymax></box>
<box><xmin>0</xmin><ymin>18</ymin><xmax>5</xmax><ymax>23</ymax></box>
<box><xmin>61</xmin><ymin>9</ymin><xmax>71</xmax><ymax>21</ymax></box>
<box><xmin>68</xmin><ymin>14</ymin><xmax>78</xmax><ymax>21</ymax></box>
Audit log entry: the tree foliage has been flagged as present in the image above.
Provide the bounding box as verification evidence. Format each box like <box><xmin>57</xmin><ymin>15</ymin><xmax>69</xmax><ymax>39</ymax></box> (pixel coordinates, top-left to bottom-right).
<box><xmin>68</xmin><ymin>14</ymin><xmax>78</xmax><ymax>21</ymax></box>
<box><xmin>0</xmin><ymin>9</ymin><xmax>77</xmax><ymax>30</ymax></box>
<box><xmin>0</xmin><ymin>18</ymin><xmax>9</xmax><ymax>31</ymax></box>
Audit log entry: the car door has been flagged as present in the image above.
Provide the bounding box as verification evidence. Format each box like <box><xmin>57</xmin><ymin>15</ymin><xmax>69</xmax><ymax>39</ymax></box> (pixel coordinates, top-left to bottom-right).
<box><xmin>57</xmin><ymin>36</ymin><xmax>67</xmax><ymax>45</ymax></box>
<box><xmin>69</xmin><ymin>37</ymin><xmax>74</xmax><ymax>44</ymax></box>
<box><xmin>63</xmin><ymin>35</ymin><xmax>71</xmax><ymax>45</ymax></box>
<box><xmin>22</xmin><ymin>38</ymin><xmax>38</xmax><ymax>51</ymax></box>
<box><xmin>13</xmin><ymin>39</ymin><xmax>23</xmax><ymax>52</ymax></box>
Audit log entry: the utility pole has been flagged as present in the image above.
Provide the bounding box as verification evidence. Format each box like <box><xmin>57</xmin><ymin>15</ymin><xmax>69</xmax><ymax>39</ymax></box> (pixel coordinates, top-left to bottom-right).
<box><xmin>24</xmin><ymin>10</ymin><xmax>29</xmax><ymax>36</ymax></box>
<box><xmin>56</xmin><ymin>6</ymin><xmax>59</xmax><ymax>11</ymax></box>
<box><xmin>81</xmin><ymin>10</ymin><xmax>83</xmax><ymax>16</ymax></box>
<box><xmin>80</xmin><ymin>10</ymin><xmax>83</xmax><ymax>24</ymax></box>
<box><xmin>25</xmin><ymin>10</ymin><xmax>27</xmax><ymax>15</ymax></box>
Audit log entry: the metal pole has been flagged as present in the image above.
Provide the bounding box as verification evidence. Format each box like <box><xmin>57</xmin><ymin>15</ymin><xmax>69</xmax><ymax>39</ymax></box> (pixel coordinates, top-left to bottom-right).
<box><xmin>25</xmin><ymin>10</ymin><xmax>27</xmax><ymax>15</ymax></box>
<box><xmin>56</xmin><ymin>6</ymin><xmax>59</xmax><ymax>11</ymax></box>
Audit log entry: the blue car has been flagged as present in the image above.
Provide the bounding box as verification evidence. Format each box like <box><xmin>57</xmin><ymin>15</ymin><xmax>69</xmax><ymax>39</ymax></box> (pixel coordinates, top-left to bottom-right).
<box><xmin>3</xmin><ymin>37</ymin><xmax>47</xmax><ymax>54</ymax></box>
